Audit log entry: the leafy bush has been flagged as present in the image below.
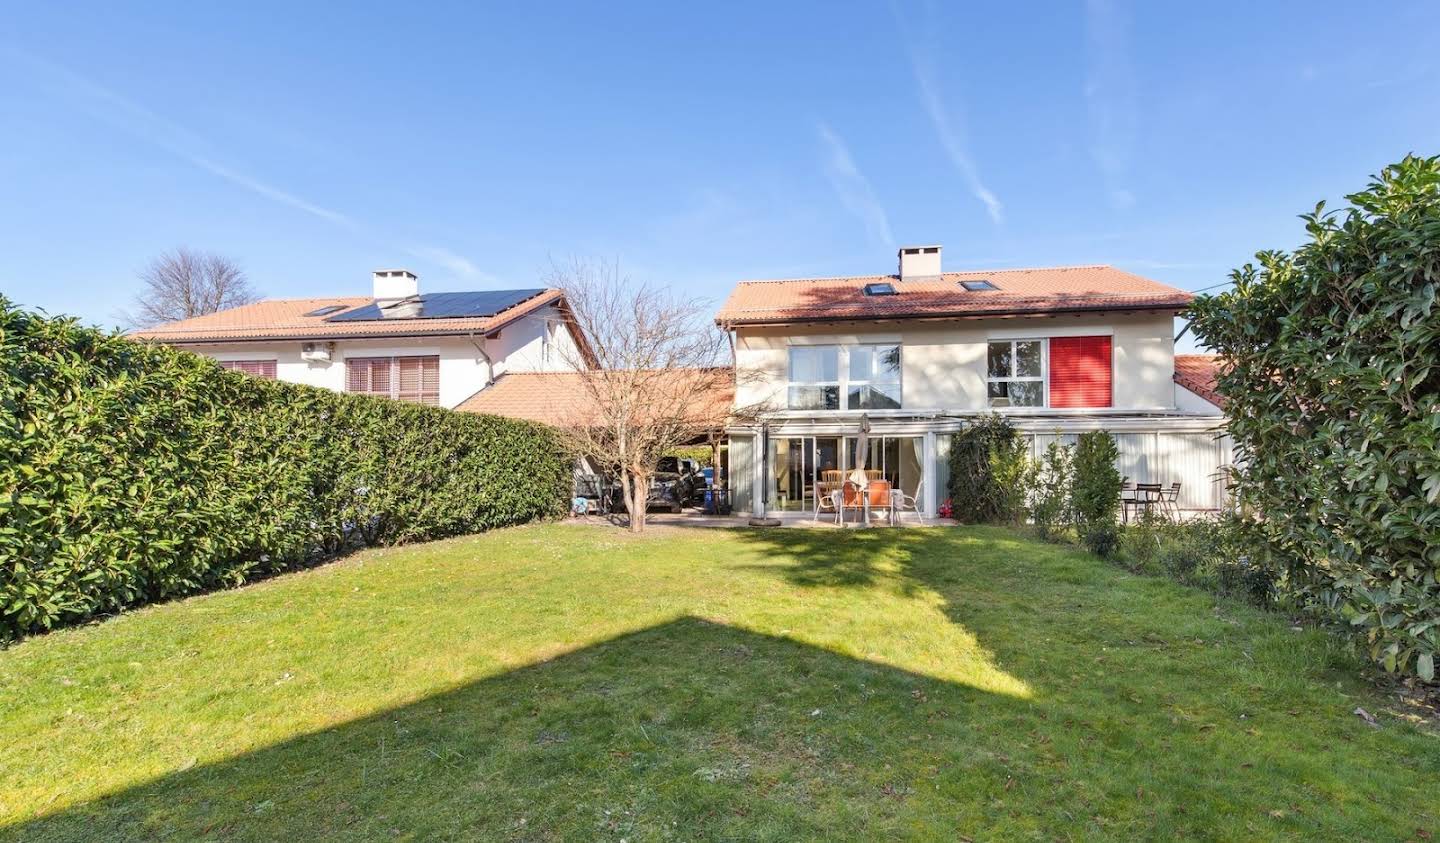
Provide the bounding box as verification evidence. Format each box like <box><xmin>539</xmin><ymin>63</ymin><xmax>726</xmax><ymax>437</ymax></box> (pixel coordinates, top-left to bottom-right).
<box><xmin>947</xmin><ymin>415</ymin><xmax>1030</xmax><ymax>524</ymax></box>
<box><xmin>1117</xmin><ymin>513</ymin><xmax>1275</xmax><ymax>607</ymax></box>
<box><xmin>1071</xmin><ymin>431</ymin><xmax>1123</xmax><ymax>557</ymax></box>
<box><xmin>1029</xmin><ymin>439</ymin><xmax>1073</xmax><ymax>541</ymax></box>
<box><xmin>0</xmin><ymin>299</ymin><xmax>571</xmax><ymax>639</ymax></box>
<box><xmin>1188</xmin><ymin>155</ymin><xmax>1440</xmax><ymax>681</ymax></box>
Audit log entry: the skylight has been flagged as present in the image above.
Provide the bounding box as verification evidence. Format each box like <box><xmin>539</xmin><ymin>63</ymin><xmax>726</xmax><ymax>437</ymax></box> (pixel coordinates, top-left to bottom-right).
<box><xmin>304</xmin><ymin>305</ymin><xmax>347</xmax><ymax>317</ymax></box>
<box><xmin>863</xmin><ymin>282</ymin><xmax>897</xmax><ymax>296</ymax></box>
<box><xmin>961</xmin><ymin>279</ymin><xmax>997</xmax><ymax>292</ymax></box>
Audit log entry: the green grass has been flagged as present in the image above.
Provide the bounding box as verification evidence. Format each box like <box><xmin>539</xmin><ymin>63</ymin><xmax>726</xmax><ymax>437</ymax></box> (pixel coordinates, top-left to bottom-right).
<box><xmin>1</xmin><ymin>524</ymin><xmax>1435</xmax><ymax>841</ymax></box>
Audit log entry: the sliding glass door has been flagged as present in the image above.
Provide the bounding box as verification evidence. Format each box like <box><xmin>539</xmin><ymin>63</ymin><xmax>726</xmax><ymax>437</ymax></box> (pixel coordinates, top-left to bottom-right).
<box><xmin>767</xmin><ymin>436</ymin><xmax>842</xmax><ymax>511</ymax></box>
<box><xmin>767</xmin><ymin>435</ymin><xmax>923</xmax><ymax>513</ymax></box>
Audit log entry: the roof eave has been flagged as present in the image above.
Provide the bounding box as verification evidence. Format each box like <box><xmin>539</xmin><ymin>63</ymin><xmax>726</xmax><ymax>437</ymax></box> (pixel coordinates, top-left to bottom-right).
<box><xmin>715</xmin><ymin>300</ymin><xmax>1194</xmax><ymax>329</ymax></box>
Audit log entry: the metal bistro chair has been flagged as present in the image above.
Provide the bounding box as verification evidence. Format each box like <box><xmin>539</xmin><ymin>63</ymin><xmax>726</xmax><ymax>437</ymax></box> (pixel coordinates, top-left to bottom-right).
<box><xmin>1119</xmin><ymin>477</ymin><xmax>1135</xmax><ymax>524</ymax></box>
<box><xmin>1163</xmin><ymin>482</ymin><xmax>1182</xmax><ymax>520</ymax></box>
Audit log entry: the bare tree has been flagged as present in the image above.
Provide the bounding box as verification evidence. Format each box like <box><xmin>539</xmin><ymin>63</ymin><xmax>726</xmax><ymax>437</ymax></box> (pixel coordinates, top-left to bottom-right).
<box><xmin>546</xmin><ymin>258</ymin><xmax>766</xmax><ymax>533</ymax></box>
<box><xmin>127</xmin><ymin>248</ymin><xmax>258</xmax><ymax>327</ymax></box>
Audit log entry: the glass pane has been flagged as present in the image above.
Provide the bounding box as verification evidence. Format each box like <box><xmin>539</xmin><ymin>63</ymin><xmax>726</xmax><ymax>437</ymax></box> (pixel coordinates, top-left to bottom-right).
<box><xmin>790</xmin><ymin>347</ymin><xmax>838</xmax><ymax>383</ymax></box>
<box><xmin>872</xmin><ymin>383</ymin><xmax>901</xmax><ymax>409</ymax></box>
<box><xmin>877</xmin><ymin>345</ymin><xmax>901</xmax><ymax>378</ymax></box>
<box><xmin>987</xmin><ymin>342</ymin><xmax>1012</xmax><ymax>378</ymax></box>
<box><xmin>848</xmin><ymin>346</ymin><xmax>872</xmax><ymax>381</ymax></box>
<box><xmin>793</xmin><ymin>385</ymin><xmax>840</xmax><ymax>410</ymax></box>
<box><xmin>987</xmin><ymin>381</ymin><xmax>1010</xmax><ymax>406</ymax></box>
<box><xmin>1015</xmin><ymin>341</ymin><xmax>1043</xmax><ymax>378</ymax></box>
<box><xmin>1010</xmin><ymin>380</ymin><xmax>1044</xmax><ymax>406</ymax></box>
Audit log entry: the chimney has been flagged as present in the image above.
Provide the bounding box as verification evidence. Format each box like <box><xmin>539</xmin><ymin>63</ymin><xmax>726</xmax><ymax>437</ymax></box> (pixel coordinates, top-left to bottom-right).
<box><xmin>372</xmin><ymin>269</ymin><xmax>418</xmax><ymax>301</ymax></box>
<box><xmin>897</xmin><ymin>245</ymin><xmax>942</xmax><ymax>281</ymax></box>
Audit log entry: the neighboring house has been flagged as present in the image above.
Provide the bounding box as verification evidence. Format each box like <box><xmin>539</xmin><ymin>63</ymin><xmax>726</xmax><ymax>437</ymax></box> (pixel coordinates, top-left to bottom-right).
<box><xmin>715</xmin><ymin>245</ymin><xmax>1231</xmax><ymax>518</ymax></box>
<box><xmin>132</xmin><ymin>269</ymin><xmax>592</xmax><ymax>409</ymax></box>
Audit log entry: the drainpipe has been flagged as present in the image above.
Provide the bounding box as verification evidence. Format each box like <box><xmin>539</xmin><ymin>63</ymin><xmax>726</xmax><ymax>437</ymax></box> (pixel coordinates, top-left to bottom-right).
<box><xmin>467</xmin><ymin>333</ymin><xmax>495</xmax><ymax>386</ymax></box>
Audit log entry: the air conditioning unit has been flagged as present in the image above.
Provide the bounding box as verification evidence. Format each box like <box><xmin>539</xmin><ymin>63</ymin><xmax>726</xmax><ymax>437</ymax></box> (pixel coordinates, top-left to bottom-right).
<box><xmin>300</xmin><ymin>342</ymin><xmax>333</xmax><ymax>363</ymax></box>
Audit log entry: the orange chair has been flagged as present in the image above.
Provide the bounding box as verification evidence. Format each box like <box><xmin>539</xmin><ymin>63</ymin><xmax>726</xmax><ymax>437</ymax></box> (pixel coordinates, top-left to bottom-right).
<box><xmin>866</xmin><ymin>480</ymin><xmax>893</xmax><ymax>525</ymax></box>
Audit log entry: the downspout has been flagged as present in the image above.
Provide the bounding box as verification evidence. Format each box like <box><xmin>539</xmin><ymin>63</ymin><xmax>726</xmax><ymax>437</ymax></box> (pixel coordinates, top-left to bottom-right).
<box><xmin>467</xmin><ymin>333</ymin><xmax>495</xmax><ymax>387</ymax></box>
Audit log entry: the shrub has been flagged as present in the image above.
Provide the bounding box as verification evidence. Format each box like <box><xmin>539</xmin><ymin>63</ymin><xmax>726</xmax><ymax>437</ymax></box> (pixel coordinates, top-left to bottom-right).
<box><xmin>948</xmin><ymin>415</ymin><xmax>1030</xmax><ymax>524</ymax></box>
<box><xmin>1029</xmin><ymin>439</ymin><xmax>1074</xmax><ymax>541</ymax></box>
<box><xmin>0</xmin><ymin>299</ymin><xmax>571</xmax><ymax>640</ymax></box>
<box><xmin>1069</xmin><ymin>431</ymin><xmax>1123</xmax><ymax>558</ymax></box>
<box><xmin>1188</xmin><ymin>155</ymin><xmax>1440</xmax><ymax>681</ymax></box>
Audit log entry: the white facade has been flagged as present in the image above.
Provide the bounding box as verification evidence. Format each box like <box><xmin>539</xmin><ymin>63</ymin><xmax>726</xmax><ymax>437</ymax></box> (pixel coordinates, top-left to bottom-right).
<box><xmin>187</xmin><ymin>304</ymin><xmax>580</xmax><ymax>410</ymax></box>
<box><xmin>727</xmin><ymin>312</ymin><xmax>1230</xmax><ymax>518</ymax></box>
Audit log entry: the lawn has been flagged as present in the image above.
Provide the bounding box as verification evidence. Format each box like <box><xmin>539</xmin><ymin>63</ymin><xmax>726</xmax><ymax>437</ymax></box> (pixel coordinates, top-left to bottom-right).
<box><xmin>1</xmin><ymin>524</ymin><xmax>1435</xmax><ymax>841</ymax></box>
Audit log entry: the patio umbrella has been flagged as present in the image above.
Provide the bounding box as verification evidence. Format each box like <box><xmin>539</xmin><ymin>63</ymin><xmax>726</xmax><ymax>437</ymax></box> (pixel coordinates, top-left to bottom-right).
<box><xmin>849</xmin><ymin>413</ymin><xmax>871</xmax><ymax>486</ymax></box>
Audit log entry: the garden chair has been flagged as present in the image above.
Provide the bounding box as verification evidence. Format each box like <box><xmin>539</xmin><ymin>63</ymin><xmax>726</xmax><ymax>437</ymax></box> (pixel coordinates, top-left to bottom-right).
<box><xmin>1119</xmin><ymin>477</ymin><xmax>1135</xmax><ymax>524</ymax></box>
<box><xmin>866</xmin><ymin>479</ymin><xmax>894</xmax><ymax>526</ymax></box>
<box><xmin>891</xmin><ymin>480</ymin><xmax>925</xmax><ymax>526</ymax></box>
<box><xmin>839</xmin><ymin>481</ymin><xmax>867</xmax><ymax>525</ymax></box>
<box><xmin>814</xmin><ymin>480</ymin><xmax>840</xmax><ymax>522</ymax></box>
<box><xmin>1163</xmin><ymin>481</ymin><xmax>1182</xmax><ymax>519</ymax></box>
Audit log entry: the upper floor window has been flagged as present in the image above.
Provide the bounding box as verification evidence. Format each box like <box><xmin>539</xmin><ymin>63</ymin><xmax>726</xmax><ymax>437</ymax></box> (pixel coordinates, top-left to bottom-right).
<box><xmin>847</xmin><ymin>344</ymin><xmax>901</xmax><ymax>409</ymax></box>
<box><xmin>219</xmin><ymin>359</ymin><xmax>277</xmax><ymax>379</ymax></box>
<box><xmin>787</xmin><ymin>344</ymin><xmax>902</xmax><ymax>410</ymax></box>
<box><xmin>986</xmin><ymin>335</ymin><xmax>1113</xmax><ymax>408</ymax></box>
<box><xmin>346</xmin><ymin>355</ymin><xmax>440</xmax><ymax>405</ymax></box>
<box><xmin>787</xmin><ymin>346</ymin><xmax>839</xmax><ymax>410</ymax></box>
<box><xmin>987</xmin><ymin>340</ymin><xmax>1045</xmax><ymax>407</ymax></box>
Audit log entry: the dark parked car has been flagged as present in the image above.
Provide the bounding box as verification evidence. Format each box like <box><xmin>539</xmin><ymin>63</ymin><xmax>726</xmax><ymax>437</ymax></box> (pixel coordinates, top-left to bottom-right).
<box><xmin>647</xmin><ymin>456</ymin><xmax>704</xmax><ymax>512</ymax></box>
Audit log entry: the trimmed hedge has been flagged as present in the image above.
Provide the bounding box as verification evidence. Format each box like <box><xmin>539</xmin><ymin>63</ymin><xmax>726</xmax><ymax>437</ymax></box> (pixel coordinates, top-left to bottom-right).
<box><xmin>0</xmin><ymin>299</ymin><xmax>571</xmax><ymax>639</ymax></box>
<box><xmin>947</xmin><ymin>414</ymin><xmax>1030</xmax><ymax>524</ymax></box>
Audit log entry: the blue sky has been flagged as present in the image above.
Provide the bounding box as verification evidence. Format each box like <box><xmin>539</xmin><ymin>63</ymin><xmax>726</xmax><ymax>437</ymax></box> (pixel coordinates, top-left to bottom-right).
<box><xmin>2</xmin><ymin>1</ymin><xmax>1436</xmax><ymax>351</ymax></box>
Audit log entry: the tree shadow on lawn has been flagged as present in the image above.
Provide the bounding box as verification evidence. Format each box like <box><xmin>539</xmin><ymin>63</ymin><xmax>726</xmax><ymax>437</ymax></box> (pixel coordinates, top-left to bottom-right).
<box><xmin>724</xmin><ymin>525</ymin><xmax>1440</xmax><ymax>839</ymax></box>
<box><xmin>11</xmin><ymin>616</ymin><xmax>1036</xmax><ymax>842</ymax></box>
<box><xmin>9</xmin><ymin>529</ymin><xmax>1437</xmax><ymax>841</ymax></box>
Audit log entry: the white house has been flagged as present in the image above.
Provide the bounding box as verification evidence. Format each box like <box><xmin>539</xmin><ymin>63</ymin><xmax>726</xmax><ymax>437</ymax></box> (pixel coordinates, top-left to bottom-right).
<box><xmin>715</xmin><ymin>245</ymin><xmax>1229</xmax><ymax>519</ymax></box>
<box><xmin>132</xmin><ymin>269</ymin><xmax>592</xmax><ymax>409</ymax></box>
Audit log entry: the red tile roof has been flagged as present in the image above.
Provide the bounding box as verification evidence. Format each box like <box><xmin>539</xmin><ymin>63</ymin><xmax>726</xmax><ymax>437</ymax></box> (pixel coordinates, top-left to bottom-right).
<box><xmin>456</xmin><ymin>369</ymin><xmax>734</xmax><ymax>428</ymax></box>
<box><xmin>715</xmin><ymin>265</ymin><xmax>1193</xmax><ymax>327</ymax></box>
<box><xmin>1174</xmin><ymin>354</ymin><xmax>1224</xmax><ymax>408</ymax></box>
<box><xmin>131</xmin><ymin>289</ymin><xmax>568</xmax><ymax>343</ymax></box>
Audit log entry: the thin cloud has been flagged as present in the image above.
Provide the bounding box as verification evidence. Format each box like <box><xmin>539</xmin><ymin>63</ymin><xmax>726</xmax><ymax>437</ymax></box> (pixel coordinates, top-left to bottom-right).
<box><xmin>4</xmin><ymin>47</ymin><xmax>486</xmax><ymax>281</ymax></box>
<box><xmin>1084</xmin><ymin>0</ymin><xmax>1139</xmax><ymax>210</ymax></box>
<box><xmin>817</xmin><ymin>122</ymin><xmax>895</xmax><ymax>249</ymax></box>
<box><xmin>893</xmin><ymin>3</ymin><xmax>1003</xmax><ymax>224</ymax></box>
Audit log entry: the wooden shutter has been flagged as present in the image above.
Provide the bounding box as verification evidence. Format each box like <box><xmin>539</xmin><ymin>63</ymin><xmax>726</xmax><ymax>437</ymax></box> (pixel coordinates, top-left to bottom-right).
<box><xmin>396</xmin><ymin>356</ymin><xmax>440</xmax><ymax>404</ymax></box>
<box><xmin>346</xmin><ymin>357</ymin><xmax>391</xmax><ymax>397</ymax></box>
<box><xmin>220</xmin><ymin>359</ymin><xmax>277</xmax><ymax>379</ymax></box>
<box><xmin>1048</xmin><ymin>336</ymin><xmax>1112</xmax><ymax>408</ymax></box>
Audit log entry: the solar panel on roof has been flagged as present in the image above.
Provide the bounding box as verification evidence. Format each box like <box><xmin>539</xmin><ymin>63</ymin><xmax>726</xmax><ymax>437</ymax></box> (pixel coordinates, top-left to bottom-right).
<box><xmin>325</xmin><ymin>289</ymin><xmax>548</xmax><ymax>322</ymax></box>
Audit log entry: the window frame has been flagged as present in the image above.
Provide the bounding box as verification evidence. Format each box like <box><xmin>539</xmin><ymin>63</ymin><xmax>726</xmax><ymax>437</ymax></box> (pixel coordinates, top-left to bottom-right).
<box><xmin>786</xmin><ymin>345</ymin><xmax>841</xmax><ymax>410</ymax></box>
<box><xmin>218</xmin><ymin>359</ymin><xmax>278</xmax><ymax>379</ymax></box>
<box><xmin>785</xmin><ymin>344</ymin><xmax>904</xmax><ymax>411</ymax></box>
<box><xmin>345</xmin><ymin>355</ymin><xmax>440</xmax><ymax>405</ymax></box>
<box><xmin>986</xmin><ymin>338</ymin><xmax>1048</xmax><ymax>408</ymax></box>
<box><xmin>845</xmin><ymin>343</ymin><xmax>903</xmax><ymax>410</ymax></box>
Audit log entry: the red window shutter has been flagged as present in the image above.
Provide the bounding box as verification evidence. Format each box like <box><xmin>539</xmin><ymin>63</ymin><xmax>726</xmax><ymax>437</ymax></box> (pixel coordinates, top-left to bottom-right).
<box><xmin>1049</xmin><ymin>336</ymin><xmax>1112</xmax><ymax>408</ymax></box>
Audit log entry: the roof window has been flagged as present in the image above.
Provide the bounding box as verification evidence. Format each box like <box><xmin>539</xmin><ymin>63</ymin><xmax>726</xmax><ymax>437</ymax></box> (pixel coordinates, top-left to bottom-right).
<box><xmin>304</xmin><ymin>305</ymin><xmax>347</xmax><ymax>317</ymax></box>
<box><xmin>863</xmin><ymin>282</ymin><xmax>897</xmax><ymax>296</ymax></box>
<box><xmin>960</xmin><ymin>279</ymin><xmax>997</xmax><ymax>292</ymax></box>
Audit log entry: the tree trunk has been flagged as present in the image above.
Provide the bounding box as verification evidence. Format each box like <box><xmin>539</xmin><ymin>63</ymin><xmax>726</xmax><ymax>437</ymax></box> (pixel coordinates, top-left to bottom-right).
<box><xmin>625</xmin><ymin>470</ymin><xmax>647</xmax><ymax>533</ymax></box>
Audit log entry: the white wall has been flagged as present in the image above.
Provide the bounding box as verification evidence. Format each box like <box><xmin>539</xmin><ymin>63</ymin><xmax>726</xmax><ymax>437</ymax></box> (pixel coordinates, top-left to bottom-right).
<box><xmin>1175</xmin><ymin>383</ymin><xmax>1222</xmax><ymax>415</ymax></box>
<box><xmin>186</xmin><ymin>304</ymin><xmax>579</xmax><ymax>409</ymax></box>
<box><xmin>734</xmin><ymin>312</ymin><xmax>1179</xmax><ymax>413</ymax></box>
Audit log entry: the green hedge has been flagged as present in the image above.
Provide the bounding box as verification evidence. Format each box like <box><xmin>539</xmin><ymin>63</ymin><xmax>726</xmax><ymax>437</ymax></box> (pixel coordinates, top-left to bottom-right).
<box><xmin>1188</xmin><ymin>154</ymin><xmax>1440</xmax><ymax>681</ymax></box>
<box><xmin>947</xmin><ymin>415</ymin><xmax>1030</xmax><ymax>524</ymax></box>
<box><xmin>0</xmin><ymin>299</ymin><xmax>571</xmax><ymax>639</ymax></box>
